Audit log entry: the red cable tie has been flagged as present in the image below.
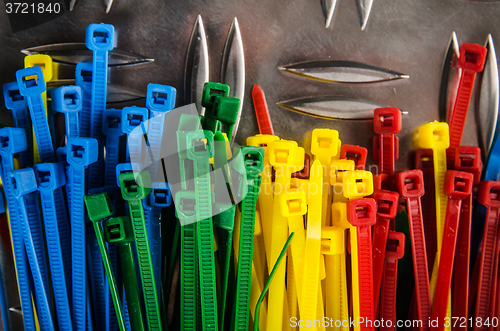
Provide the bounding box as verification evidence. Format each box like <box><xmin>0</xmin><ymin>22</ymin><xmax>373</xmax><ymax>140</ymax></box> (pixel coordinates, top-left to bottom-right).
<box><xmin>372</xmin><ymin>190</ymin><xmax>399</xmax><ymax>315</ymax></box>
<box><xmin>379</xmin><ymin>231</ymin><xmax>405</xmax><ymax>331</ymax></box>
<box><xmin>431</xmin><ymin>170</ymin><xmax>473</xmax><ymax>331</ymax></box>
<box><xmin>373</xmin><ymin>174</ymin><xmax>390</xmax><ymax>192</ymax></box>
<box><xmin>252</xmin><ymin>84</ymin><xmax>274</xmax><ymax>135</ymax></box>
<box><xmin>341</xmin><ymin>144</ymin><xmax>368</xmax><ymax>170</ymax></box>
<box><xmin>347</xmin><ymin>198</ymin><xmax>377</xmax><ymax>331</ymax></box>
<box><xmin>446</xmin><ymin>43</ymin><xmax>487</xmax><ymax>164</ymax></box>
<box><xmin>473</xmin><ymin>181</ymin><xmax>500</xmax><ymax>331</ymax></box>
<box><xmin>397</xmin><ymin>170</ymin><xmax>431</xmax><ymax>331</ymax></box>
<box><xmin>373</xmin><ymin>107</ymin><xmax>401</xmax><ymax>175</ymax></box>
<box><xmin>291</xmin><ymin>153</ymin><xmax>310</xmax><ymax>179</ymax></box>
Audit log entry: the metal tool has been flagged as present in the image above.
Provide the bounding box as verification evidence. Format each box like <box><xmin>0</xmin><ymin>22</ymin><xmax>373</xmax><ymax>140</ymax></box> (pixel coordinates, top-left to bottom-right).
<box><xmin>321</xmin><ymin>0</ymin><xmax>338</xmax><ymax>28</ymax></box>
<box><xmin>439</xmin><ymin>32</ymin><xmax>460</xmax><ymax>123</ymax></box>
<box><xmin>321</xmin><ymin>0</ymin><xmax>374</xmax><ymax>30</ymax></box>
<box><xmin>276</xmin><ymin>96</ymin><xmax>407</xmax><ymax>120</ymax></box>
<box><xmin>103</xmin><ymin>0</ymin><xmax>113</xmax><ymax>13</ymax></box>
<box><xmin>21</xmin><ymin>43</ymin><xmax>153</xmax><ymax>67</ymax></box>
<box><xmin>476</xmin><ymin>34</ymin><xmax>499</xmax><ymax>160</ymax></box>
<box><xmin>279</xmin><ymin>60</ymin><xmax>408</xmax><ymax>84</ymax></box>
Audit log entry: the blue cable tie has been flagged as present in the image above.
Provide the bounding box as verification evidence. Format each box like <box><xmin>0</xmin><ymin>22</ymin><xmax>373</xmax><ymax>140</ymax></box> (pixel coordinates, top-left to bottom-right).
<box><xmin>143</xmin><ymin>182</ymin><xmax>172</xmax><ymax>307</ymax></box>
<box><xmin>0</xmin><ymin>189</ymin><xmax>5</xmax><ymax>214</ymax></box>
<box><xmin>52</xmin><ymin>86</ymin><xmax>82</xmax><ymax>139</ymax></box>
<box><xmin>15</xmin><ymin>66</ymin><xmax>56</xmax><ymax>163</ymax></box>
<box><xmin>67</xmin><ymin>137</ymin><xmax>99</xmax><ymax>331</ymax></box>
<box><xmin>121</xmin><ymin>106</ymin><xmax>148</xmax><ymax>164</ymax></box>
<box><xmin>103</xmin><ymin>109</ymin><xmax>124</xmax><ymax>187</ymax></box>
<box><xmin>0</xmin><ymin>127</ymin><xmax>35</xmax><ymax>330</ymax></box>
<box><xmin>86</xmin><ymin>23</ymin><xmax>115</xmax><ymax>190</ymax></box>
<box><xmin>75</xmin><ymin>62</ymin><xmax>93</xmax><ymax>138</ymax></box>
<box><xmin>9</xmin><ymin>168</ymin><xmax>54</xmax><ymax>331</ymax></box>
<box><xmin>33</xmin><ymin>163</ymin><xmax>73</xmax><ymax>331</ymax></box>
<box><xmin>0</xmin><ymin>240</ymin><xmax>10</xmax><ymax>331</ymax></box>
<box><xmin>145</xmin><ymin>84</ymin><xmax>176</xmax><ymax>182</ymax></box>
<box><xmin>3</xmin><ymin>81</ymin><xmax>34</xmax><ymax>168</ymax></box>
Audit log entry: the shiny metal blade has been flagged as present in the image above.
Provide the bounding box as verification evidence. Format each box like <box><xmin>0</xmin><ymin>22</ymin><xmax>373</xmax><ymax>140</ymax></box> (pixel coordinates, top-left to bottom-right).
<box><xmin>221</xmin><ymin>17</ymin><xmax>245</xmax><ymax>142</ymax></box>
<box><xmin>279</xmin><ymin>60</ymin><xmax>408</xmax><ymax>84</ymax></box>
<box><xmin>21</xmin><ymin>43</ymin><xmax>154</xmax><ymax>67</ymax></box>
<box><xmin>9</xmin><ymin>306</ymin><xmax>22</xmax><ymax>315</ymax></box>
<box><xmin>184</xmin><ymin>15</ymin><xmax>209</xmax><ymax>116</ymax></box>
<box><xmin>476</xmin><ymin>34</ymin><xmax>499</xmax><ymax>159</ymax></box>
<box><xmin>438</xmin><ymin>31</ymin><xmax>460</xmax><ymax>122</ymax></box>
<box><xmin>47</xmin><ymin>80</ymin><xmax>146</xmax><ymax>104</ymax></box>
<box><xmin>69</xmin><ymin>0</ymin><xmax>78</xmax><ymax>11</ymax></box>
<box><xmin>321</xmin><ymin>0</ymin><xmax>338</xmax><ymax>28</ymax></box>
<box><xmin>103</xmin><ymin>0</ymin><xmax>113</xmax><ymax>13</ymax></box>
<box><xmin>276</xmin><ymin>96</ymin><xmax>403</xmax><ymax>120</ymax></box>
<box><xmin>356</xmin><ymin>0</ymin><xmax>374</xmax><ymax>30</ymax></box>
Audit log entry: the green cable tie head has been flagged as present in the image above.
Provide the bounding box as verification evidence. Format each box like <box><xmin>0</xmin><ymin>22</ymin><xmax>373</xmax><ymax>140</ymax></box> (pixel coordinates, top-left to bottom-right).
<box><xmin>174</xmin><ymin>190</ymin><xmax>197</xmax><ymax>225</ymax></box>
<box><xmin>119</xmin><ymin>171</ymin><xmax>152</xmax><ymax>201</ymax></box>
<box><xmin>213</xmin><ymin>95</ymin><xmax>239</xmax><ymax>136</ymax></box>
<box><xmin>201</xmin><ymin>82</ymin><xmax>230</xmax><ymax>109</ymax></box>
<box><xmin>103</xmin><ymin>216</ymin><xmax>134</xmax><ymax>244</ymax></box>
<box><xmin>241</xmin><ymin>146</ymin><xmax>265</xmax><ymax>176</ymax></box>
<box><xmin>84</xmin><ymin>192</ymin><xmax>114</xmax><ymax>223</ymax></box>
<box><xmin>186</xmin><ymin>130</ymin><xmax>214</xmax><ymax>160</ymax></box>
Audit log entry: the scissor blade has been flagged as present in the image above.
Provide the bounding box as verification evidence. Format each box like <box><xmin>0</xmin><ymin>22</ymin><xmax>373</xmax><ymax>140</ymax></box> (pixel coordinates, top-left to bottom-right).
<box><xmin>276</xmin><ymin>96</ymin><xmax>403</xmax><ymax>120</ymax></box>
<box><xmin>47</xmin><ymin>80</ymin><xmax>146</xmax><ymax>104</ymax></box>
<box><xmin>279</xmin><ymin>60</ymin><xmax>408</xmax><ymax>84</ymax></box>
<box><xmin>103</xmin><ymin>0</ymin><xmax>113</xmax><ymax>13</ymax></box>
<box><xmin>69</xmin><ymin>0</ymin><xmax>78</xmax><ymax>11</ymax></box>
<box><xmin>476</xmin><ymin>34</ymin><xmax>499</xmax><ymax>160</ymax></box>
<box><xmin>221</xmin><ymin>17</ymin><xmax>245</xmax><ymax>142</ymax></box>
<box><xmin>356</xmin><ymin>0</ymin><xmax>374</xmax><ymax>30</ymax></box>
<box><xmin>21</xmin><ymin>43</ymin><xmax>154</xmax><ymax>67</ymax></box>
<box><xmin>321</xmin><ymin>0</ymin><xmax>338</xmax><ymax>28</ymax></box>
<box><xmin>9</xmin><ymin>306</ymin><xmax>22</xmax><ymax>315</ymax></box>
<box><xmin>184</xmin><ymin>15</ymin><xmax>209</xmax><ymax>116</ymax></box>
<box><xmin>438</xmin><ymin>31</ymin><xmax>461</xmax><ymax>122</ymax></box>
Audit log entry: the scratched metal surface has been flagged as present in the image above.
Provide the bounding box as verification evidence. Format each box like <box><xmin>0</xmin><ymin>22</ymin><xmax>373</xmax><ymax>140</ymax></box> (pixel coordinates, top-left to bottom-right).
<box><xmin>1</xmin><ymin>0</ymin><xmax>500</xmax><ymax>329</ymax></box>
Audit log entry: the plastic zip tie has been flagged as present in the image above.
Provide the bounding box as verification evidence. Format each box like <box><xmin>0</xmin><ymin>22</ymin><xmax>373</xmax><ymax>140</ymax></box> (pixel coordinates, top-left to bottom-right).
<box><xmin>379</xmin><ymin>231</ymin><xmax>405</xmax><ymax>331</ymax></box>
<box><xmin>0</xmin><ymin>128</ymin><xmax>35</xmax><ymax>330</ymax></box>
<box><xmin>67</xmin><ymin>137</ymin><xmax>99</xmax><ymax>331</ymax></box>
<box><xmin>347</xmin><ymin>198</ymin><xmax>377</xmax><ymax>331</ymax></box>
<box><xmin>267</xmin><ymin>139</ymin><xmax>305</xmax><ymax>331</ymax></box>
<box><xmin>102</xmin><ymin>216</ymin><xmax>146</xmax><ymax>331</ymax></box>
<box><xmin>33</xmin><ymin>163</ymin><xmax>73</xmax><ymax>331</ymax></box>
<box><xmin>373</xmin><ymin>107</ymin><xmax>401</xmax><ymax>175</ymax></box>
<box><xmin>3</xmin><ymin>81</ymin><xmax>34</xmax><ymax>167</ymax></box>
<box><xmin>86</xmin><ymin>23</ymin><xmax>114</xmax><ymax>189</ymax></box>
<box><xmin>103</xmin><ymin>109</ymin><xmax>124</xmax><ymax>186</ymax></box>
<box><xmin>84</xmin><ymin>193</ymin><xmax>127</xmax><ymax>331</ymax></box>
<box><xmin>121</xmin><ymin>106</ymin><xmax>148</xmax><ymax>164</ymax></box>
<box><xmin>451</xmin><ymin>146</ymin><xmax>482</xmax><ymax>325</ymax></box>
<box><xmin>473</xmin><ymin>181</ymin><xmax>500</xmax><ymax>331</ymax></box>
<box><xmin>52</xmin><ymin>85</ymin><xmax>82</xmax><ymax>139</ymax></box>
<box><xmin>341</xmin><ymin>144</ymin><xmax>368</xmax><ymax>171</ymax></box>
<box><xmin>311</xmin><ymin>129</ymin><xmax>340</xmax><ymax>227</ymax></box>
<box><xmin>10</xmin><ymin>168</ymin><xmax>54</xmax><ymax>331</ymax></box>
<box><xmin>75</xmin><ymin>62</ymin><xmax>93</xmax><ymax>138</ymax></box>
<box><xmin>16</xmin><ymin>66</ymin><xmax>56</xmax><ymax>163</ymax></box>
<box><xmin>372</xmin><ymin>190</ymin><xmax>399</xmax><ymax>315</ymax></box>
<box><xmin>431</xmin><ymin>171</ymin><xmax>473</xmax><ymax>331</ymax></box>
<box><xmin>119</xmin><ymin>171</ymin><xmax>163</xmax><ymax>330</ymax></box>
<box><xmin>185</xmin><ymin>130</ymin><xmax>218</xmax><ymax>331</ymax></box>
<box><xmin>252</xmin><ymin>84</ymin><xmax>274</xmax><ymax>135</ymax></box>
<box><xmin>397</xmin><ymin>170</ymin><xmax>431</xmax><ymax>331</ymax></box>
<box><xmin>201</xmin><ymin>83</ymin><xmax>239</xmax><ymax>138</ymax></box>
<box><xmin>446</xmin><ymin>43</ymin><xmax>487</xmax><ymax>163</ymax></box>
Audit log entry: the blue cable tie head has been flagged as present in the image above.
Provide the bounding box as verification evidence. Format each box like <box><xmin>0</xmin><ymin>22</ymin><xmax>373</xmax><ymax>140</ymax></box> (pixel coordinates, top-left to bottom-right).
<box><xmin>33</xmin><ymin>163</ymin><xmax>66</xmax><ymax>191</ymax></box>
<box><xmin>0</xmin><ymin>127</ymin><xmax>28</xmax><ymax>156</ymax></box>
<box><xmin>51</xmin><ymin>86</ymin><xmax>83</xmax><ymax>114</ymax></box>
<box><xmin>66</xmin><ymin>137</ymin><xmax>99</xmax><ymax>166</ymax></box>
<box><xmin>75</xmin><ymin>63</ymin><xmax>93</xmax><ymax>88</ymax></box>
<box><xmin>150</xmin><ymin>182</ymin><xmax>172</xmax><ymax>207</ymax></box>
<box><xmin>146</xmin><ymin>84</ymin><xmax>176</xmax><ymax>113</ymax></box>
<box><xmin>9</xmin><ymin>168</ymin><xmax>37</xmax><ymax>198</ymax></box>
<box><xmin>3</xmin><ymin>81</ymin><xmax>27</xmax><ymax>110</ymax></box>
<box><xmin>85</xmin><ymin>23</ymin><xmax>115</xmax><ymax>52</ymax></box>
<box><xmin>16</xmin><ymin>66</ymin><xmax>46</xmax><ymax>97</ymax></box>
<box><xmin>56</xmin><ymin>146</ymin><xmax>67</xmax><ymax>163</ymax></box>
<box><xmin>186</xmin><ymin>130</ymin><xmax>214</xmax><ymax>160</ymax></box>
<box><xmin>121</xmin><ymin>106</ymin><xmax>148</xmax><ymax>135</ymax></box>
<box><xmin>103</xmin><ymin>108</ymin><xmax>124</xmax><ymax>136</ymax></box>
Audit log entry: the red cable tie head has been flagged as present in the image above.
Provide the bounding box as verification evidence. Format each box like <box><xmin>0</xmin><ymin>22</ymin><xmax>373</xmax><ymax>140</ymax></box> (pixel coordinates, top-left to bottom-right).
<box><xmin>443</xmin><ymin>170</ymin><xmax>474</xmax><ymax>199</ymax></box>
<box><xmin>347</xmin><ymin>198</ymin><xmax>377</xmax><ymax>227</ymax></box>
<box><xmin>396</xmin><ymin>169</ymin><xmax>425</xmax><ymax>199</ymax></box>
<box><xmin>374</xmin><ymin>190</ymin><xmax>399</xmax><ymax>219</ymax></box>
<box><xmin>386</xmin><ymin>231</ymin><xmax>405</xmax><ymax>260</ymax></box>
<box><xmin>373</xmin><ymin>173</ymin><xmax>390</xmax><ymax>191</ymax></box>
<box><xmin>340</xmin><ymin>144</ymin><xmax>367</xmax><ymax>170</ymax></box>
<box><xmin>454</xmin><ymin>146</ymin><xmax>482</xmax><ymax>184</ymax></box>
<box><xmin>457</xmin><ymin>43</ymin><xmax>487</xmax><ymax>72</ymax></box>
<box><xmin>477</xmin><ymin>181</ymin><xmax>500</xmax><ymax>208</ymax></box>
<box><xmin>374</xmin><ymin>107</ymin><xmax>402</xmax><ymax>135</ymax></box>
